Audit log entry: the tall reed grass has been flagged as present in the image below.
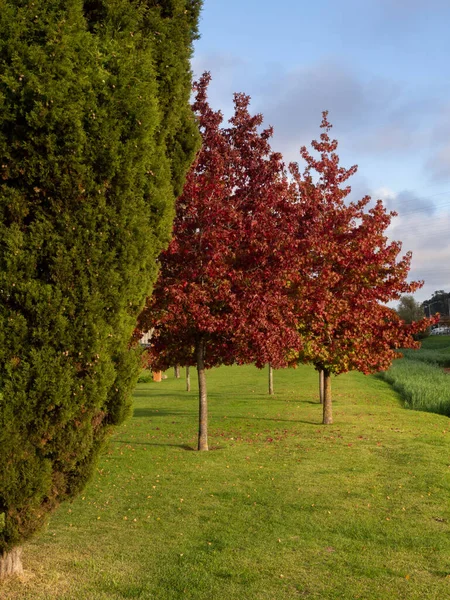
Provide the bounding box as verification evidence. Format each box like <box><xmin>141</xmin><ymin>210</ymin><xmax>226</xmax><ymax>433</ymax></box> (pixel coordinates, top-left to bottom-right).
<box><xmin>380</xmin><ymin>358</ymin><xmax>450</xmax><ymax>416</ymax></box>
<box><xmin>400</xmin><ymin>347</ymin><xmax>450</xmax><ymax>367</ymax></box>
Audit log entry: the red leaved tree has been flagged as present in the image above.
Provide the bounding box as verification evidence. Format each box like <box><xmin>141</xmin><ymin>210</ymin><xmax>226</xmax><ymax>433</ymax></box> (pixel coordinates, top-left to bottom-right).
<box><xmin>289</xmin><ymin>112</ymin><xmax>435</xmax><ymax>424</ymax></box>
<box><xmin>137</xmin><ymin>73</ymin><xmax>302</xmax><ymax>450</ymax></box>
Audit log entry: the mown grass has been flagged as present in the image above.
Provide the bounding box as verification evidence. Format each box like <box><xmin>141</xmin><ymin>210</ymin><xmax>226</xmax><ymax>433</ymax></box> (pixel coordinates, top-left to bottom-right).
<box><xmin>3</xmin><ymin>364</ymin><xmax>450</xmax><ymax>600</ymax></box>
<box><xmin>379</xmin><ymin>335</ymin><xmax>450</xmax><ymax>416</ymax></box>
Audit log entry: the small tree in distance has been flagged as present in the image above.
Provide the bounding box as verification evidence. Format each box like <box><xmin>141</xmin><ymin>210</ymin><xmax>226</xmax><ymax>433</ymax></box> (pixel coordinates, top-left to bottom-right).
<box><xmin>289</xmin><ymin>112</ymin><xmax>435</xmax><ymax>424</ymax></box>
<box><xmin>397</xmin><ymin>295</ymin><xmax>430</xmax><ymax>339</ymax></box>
<box><xmin>137</xmin><ymin>73</ymin><xmax>302</xmax><ymax>450</ymax></box>
<box><xmin>397</xmin><ymin>295</ymin><xmax>426</xmax><ymax>324</ymax></box>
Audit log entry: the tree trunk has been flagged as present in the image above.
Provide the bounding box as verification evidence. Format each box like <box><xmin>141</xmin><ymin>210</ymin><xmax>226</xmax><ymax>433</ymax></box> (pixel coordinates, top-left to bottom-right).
<box><xmin>186</xmin><ymin>366</ymin><xmax>190</xmax><ymax>392</ymax></box>
<box><xmin>196</xmin><ymin>338</ymin><xmax>208</xmax><ymax>451</ymax></box>
<box><xmin>322</xmin><ymin>369</ymin><xmax>333</xmax><ymax>425</ymax></box>
<box><xmin>0</xmin><ymin>547</ymin><xmax>23</xmax><ymax>580</ymax></box>
<box><xmin>174</xmin><ymin>365</ymin><xmax>181</xmax><ymax>379</ymax></box>
<box><xmin>268</xmin><ymin>363</ymin><xmax>274</xmax><ymax>395</ymax></box>
<box><xmin>319</xmin><ymin>369</ymin><xmax>324</xmax><ymax>404</ymax></box>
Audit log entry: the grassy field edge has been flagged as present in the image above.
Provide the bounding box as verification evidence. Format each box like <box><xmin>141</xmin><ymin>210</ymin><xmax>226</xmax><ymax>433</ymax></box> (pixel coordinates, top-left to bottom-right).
<box><xmin>2</xmin><ymin>364</ymin><xmax>450</xmax><ymax>600</ymax></box>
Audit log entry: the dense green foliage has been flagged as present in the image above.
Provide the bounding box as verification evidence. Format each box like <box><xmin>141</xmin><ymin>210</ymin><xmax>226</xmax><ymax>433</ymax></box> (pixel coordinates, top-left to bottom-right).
<box><xmin>396</xmin><ymin>294</ymin><xmax>429</xmax><ymax>340</ymax></box>
<box><xmin>2</xmin><ymin>365</ymin><xmax>450</xmax><ymax>599</ymax></box>
<box><xmin>396</xmin><ymin>295</ymin><xmax>426</xmax><ymax>325</ymax></box>
<box><xmin>379</xmin><ymin>336</ymin><xmax>450</xmax><ymax>416</ymax></box>
<box><xmin>0</xmin><ymin>0</ymin><xmax>200</xmax><ymax>555</ymax></box>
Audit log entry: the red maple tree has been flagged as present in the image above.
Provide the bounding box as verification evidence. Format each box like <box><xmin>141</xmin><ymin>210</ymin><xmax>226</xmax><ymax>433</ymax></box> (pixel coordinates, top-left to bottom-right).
<box><xmin>289</xmin><ymin>112</ymin><xmax>435</xmax><ymax>424</ymax></box>
<box><xmin>137</xmin><ymin>73</ymin><xmax>302</xmax><ymax>449</ymax></box>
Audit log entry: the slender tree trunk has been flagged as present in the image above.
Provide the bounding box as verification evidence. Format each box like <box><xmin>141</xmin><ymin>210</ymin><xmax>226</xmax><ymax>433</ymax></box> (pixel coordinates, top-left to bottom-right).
<box><xmin>322</xmin><ymin>369</ymin><xmax>333</xmax><ymax>425</ymax></box>
<box><xmin>186</xmin><ymin>366</ymin><xmax>190</xmax><ymax>392</ymax></box>
<box><xmin>268</xmin><ymin>363</ymin><xmax>274</xmax><ymax>395</ymax></box>
<box><xmin>174</xmin><ymin>365</ymin><xmax>181</xmax><ymax>379</ymax></box>
<box><xmin>319</xmin><ymin>369</ymin><xmax>324</xmax><ymax>404</ymax></box>
<box><xmin>196</xmin><ymin>338</ymin><xmax>208</xmax><ymax>451</ymax></box>
<box><xmin>0</xmin><ymin>547</ymin><xmax>23</xmax><ymax>579</ymax></box>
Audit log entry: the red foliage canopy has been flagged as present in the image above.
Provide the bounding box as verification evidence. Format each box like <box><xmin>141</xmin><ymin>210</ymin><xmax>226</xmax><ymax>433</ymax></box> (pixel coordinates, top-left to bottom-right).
<box><xmin>289</xmin><ymin>112</ymin><xmax>435</xmax><ymax>375</ymax></box>
<box><xmin>137</xmin><ymin>73</ymin><xmax>302</xmax><ymax>370</ymax></box>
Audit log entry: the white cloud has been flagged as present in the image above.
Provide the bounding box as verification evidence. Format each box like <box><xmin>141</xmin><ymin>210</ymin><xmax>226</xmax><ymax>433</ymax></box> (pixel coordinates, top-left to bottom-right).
<box><xmin>380</xmin><ymin>187</ymin><xmax>450</xmax><ymax>301</ymax></box>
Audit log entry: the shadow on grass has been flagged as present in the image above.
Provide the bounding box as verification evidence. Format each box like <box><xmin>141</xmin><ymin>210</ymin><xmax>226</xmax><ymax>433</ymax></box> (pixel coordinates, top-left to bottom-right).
<box><xmin>133</xmin><ymin>390</ymin><xmax>192</xmax><ymax>400</ymax></box>
<box><xmin>134</xmin><ymin>390</ymin><xmax>225</xmax><ymax>403</ymax></box>
<box><xmin>132</xmin><ymin>407</ymin><xmax>319</xmax><ymax>425</ymax></box>
<box><xmin>111</xmin><ymin>440</ymin><xmax>196</xmax><ymax>450</ymax></box>
<box><xmin>133</xmin><ymin>407</ymin><xmax>196</xmax><ymax>418</ymax></box>
<box><xmin>213</xmin><ymin>415</ymin><xmax>319</xmax><ymax>426</ymax></box>
<box><xmin>111</xmin><ymin>440</ymin><xmax>226</xmax><ymax>451</ymax></box>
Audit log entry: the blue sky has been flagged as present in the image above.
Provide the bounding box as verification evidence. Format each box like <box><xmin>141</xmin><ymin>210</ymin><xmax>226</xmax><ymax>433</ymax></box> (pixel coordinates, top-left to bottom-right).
<box><xmin>192</xmin><ymin>0</ymin><xmax>450</xmax><ymax>303</ymax></box>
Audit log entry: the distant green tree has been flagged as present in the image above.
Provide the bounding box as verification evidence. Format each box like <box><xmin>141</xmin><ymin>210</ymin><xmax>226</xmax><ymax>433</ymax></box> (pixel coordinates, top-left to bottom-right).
<box><xmin>397</xmin><ymin>295</ymin><xmax>429</xmax><ymax>339</ymax></box>
<box><xmin>397</xmin><ymin>295</ymin><xmax>426</xmax><ymax>324</ymax></box>
<box><xmin>0</xmin><ymin>0</ymin><xmax>201</xmax><ymax>578</ymax></box>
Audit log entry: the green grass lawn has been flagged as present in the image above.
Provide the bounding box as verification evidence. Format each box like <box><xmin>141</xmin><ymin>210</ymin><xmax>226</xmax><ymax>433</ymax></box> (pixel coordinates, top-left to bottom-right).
<box><xmin>3</xmin><ymin>364</ymin><xmax>450</xmax><ymax>599</ymax></box>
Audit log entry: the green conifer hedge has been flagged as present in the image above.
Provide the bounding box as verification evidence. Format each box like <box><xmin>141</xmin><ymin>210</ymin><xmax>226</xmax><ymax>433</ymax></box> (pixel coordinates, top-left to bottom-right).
<box><xmin>0</xmin><ymin>0</ymin><xmax>201</xmax><ymax>569</ymax></box>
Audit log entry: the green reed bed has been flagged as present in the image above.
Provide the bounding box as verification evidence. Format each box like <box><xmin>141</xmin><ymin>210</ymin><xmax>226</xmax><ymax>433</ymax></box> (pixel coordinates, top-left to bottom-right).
<box><xmin>400</xmin><ymin>348</ymin><xmax>450</xmax><ymax>368</ymax></box>
<box><xmin>380</xmin><ymin>358</ymin><xmax>450</xmax><ymax>416</ymax></box>
<box><xmin>420</xmin><ymin>335</ymin><xmax>450</xmax><ymax>350</ymax></box>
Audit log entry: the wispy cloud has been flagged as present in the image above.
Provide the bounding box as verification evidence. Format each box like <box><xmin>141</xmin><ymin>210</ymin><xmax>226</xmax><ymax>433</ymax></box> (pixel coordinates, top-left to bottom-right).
<box><xmin>382</xmin><ymin>187</ymin><xmax>450</xmax><ymax>300</ymax></box>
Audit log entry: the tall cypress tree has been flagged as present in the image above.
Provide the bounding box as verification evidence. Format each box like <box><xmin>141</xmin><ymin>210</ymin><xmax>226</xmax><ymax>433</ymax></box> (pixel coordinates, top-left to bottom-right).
<box><xmin>0</xmin><ymin>0</ymin><xmax>201</xmax><ymax>577</ymax></box>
